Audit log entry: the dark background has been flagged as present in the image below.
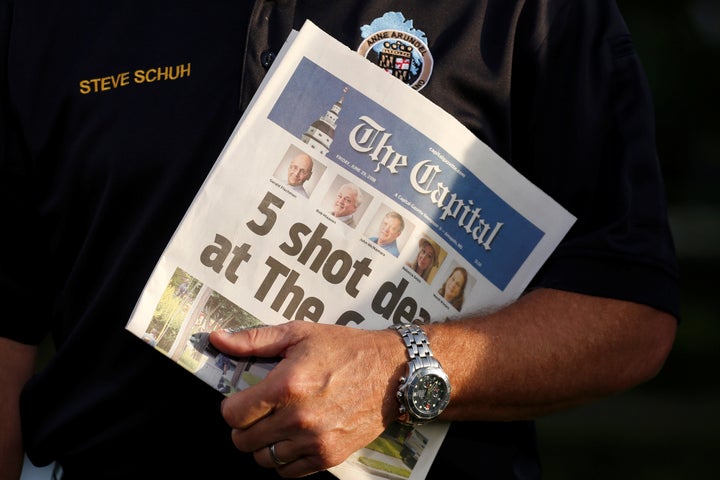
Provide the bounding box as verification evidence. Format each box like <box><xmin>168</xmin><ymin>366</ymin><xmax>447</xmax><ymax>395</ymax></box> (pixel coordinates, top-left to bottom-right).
<box><xmin>536</xmin><ymin>0</ymin><xmax>720</xmax><ymax>477</ymax></box>
<box><xmin>24</xmin><ymin>1</ymin><xmax>719</xmax><ymax>478</ymax></box>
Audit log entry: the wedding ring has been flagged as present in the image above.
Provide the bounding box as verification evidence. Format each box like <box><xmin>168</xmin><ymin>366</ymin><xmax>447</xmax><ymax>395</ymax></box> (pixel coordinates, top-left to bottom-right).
<box><xmin>269</xmin><ymin>442</ymin><xmax>289</xmax><ymax>466</ymax></box>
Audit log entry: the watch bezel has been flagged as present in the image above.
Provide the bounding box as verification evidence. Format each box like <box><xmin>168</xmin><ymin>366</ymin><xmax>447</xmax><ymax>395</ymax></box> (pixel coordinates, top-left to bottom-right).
<box><xmin>400</xmin><ymin>365</ymin><xmax>451</xmax><ymax>424</ymax></box>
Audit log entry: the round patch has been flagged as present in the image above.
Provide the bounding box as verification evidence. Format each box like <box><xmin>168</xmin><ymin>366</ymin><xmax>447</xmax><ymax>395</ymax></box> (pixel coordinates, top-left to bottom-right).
<box><xmin>358</xmin><ymin>13</ymin><xmax>433</xmax><ymax>91</ymax></box>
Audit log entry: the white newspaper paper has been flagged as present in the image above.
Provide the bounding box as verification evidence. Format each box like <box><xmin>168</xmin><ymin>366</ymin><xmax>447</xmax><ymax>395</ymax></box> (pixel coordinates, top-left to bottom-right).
<box><xmin>126</xmin><ymin>21</ymin><xmax>575</xmax><ymax>480</ymax></box>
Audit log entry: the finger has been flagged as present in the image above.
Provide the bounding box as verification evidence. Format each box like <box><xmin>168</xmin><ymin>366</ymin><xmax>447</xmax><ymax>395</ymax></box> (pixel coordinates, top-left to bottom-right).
<box><xmin>255</xmin><ymin>441</ymin><xmax>292</xmax><ymax>469</ymax></box>
<box><xmin>253</xmin><ymin>441</ymin><xmax>328</xmax><ymax>478</ymax></box>
<box><xmin>209</xmin><ymin>322</ymin><xmax>297</xmax><ymax>358</ymax></box>
<box><xmin>225</xmin><ymin>396</ymin><xmax>293</xmax><ymax>451</ymax></box>
<box><xmin>220</xmin><ymin>383</ymin><xmax>277</xmax><ymax>430</ymax></box>
<box><xmin>218</xmin><ymin>326</ymin><xmax>307</xmax><ymax>431</ymax></box>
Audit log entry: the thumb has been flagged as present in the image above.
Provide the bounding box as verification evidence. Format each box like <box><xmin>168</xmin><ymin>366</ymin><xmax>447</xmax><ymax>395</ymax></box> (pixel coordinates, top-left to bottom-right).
<box><xmin>209</xmin><ymin>323</ymin><xmax>290</xmax><ymax>359</ymax></box>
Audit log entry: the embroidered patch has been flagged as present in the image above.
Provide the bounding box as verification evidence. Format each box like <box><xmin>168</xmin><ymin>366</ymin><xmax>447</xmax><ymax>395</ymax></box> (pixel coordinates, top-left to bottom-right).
<box><xmin>358</xmin><ymin>12</ymin><xmax>433</xmax><ymax>91</ymax></box>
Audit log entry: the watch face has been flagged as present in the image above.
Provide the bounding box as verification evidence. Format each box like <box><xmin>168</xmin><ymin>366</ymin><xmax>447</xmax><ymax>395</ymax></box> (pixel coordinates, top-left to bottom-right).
<box><xmin>407</xmin><ymin>371</ymin><xmax>450</xmax><ymax>420</ymax></box>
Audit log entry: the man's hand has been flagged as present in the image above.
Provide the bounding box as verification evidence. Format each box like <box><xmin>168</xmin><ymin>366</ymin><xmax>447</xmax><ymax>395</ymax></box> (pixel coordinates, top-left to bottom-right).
<box><xmin>209</xmin><ymin>321</ymin><xmax>405</xmax><ymax>477</ymax></box>
<box><xmin>208</xmin><ymin>289</ymin><xmax>677</xmax><ymax>478</ymax></box>
<box><xmin>0</xmin><ymin>337</ymin><xmax>37</xmax><ymax>480</ymax></box>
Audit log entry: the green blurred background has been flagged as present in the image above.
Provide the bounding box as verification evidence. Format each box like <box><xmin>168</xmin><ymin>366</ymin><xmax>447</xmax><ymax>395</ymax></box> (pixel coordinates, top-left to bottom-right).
<box><xmin>536</xmin><ymin>0</ymin><xmax>720</xmax><ymax>477</ymax></box>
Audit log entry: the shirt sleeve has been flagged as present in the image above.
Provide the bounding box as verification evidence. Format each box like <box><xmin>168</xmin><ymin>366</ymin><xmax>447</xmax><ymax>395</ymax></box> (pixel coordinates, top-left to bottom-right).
<box><xmin>517</xmin><ymin>0</ymin><xmax>680</xmax><ymax>319</ymax></box>
<box><xmin>0</xmin><ymin>0</ymin><xmax>53</xmax><ymax>344</ymax></box>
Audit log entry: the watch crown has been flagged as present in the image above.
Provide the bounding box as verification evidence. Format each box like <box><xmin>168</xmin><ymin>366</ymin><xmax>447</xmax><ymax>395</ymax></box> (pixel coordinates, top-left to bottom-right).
<box><xmin>399</xmin><ymin>376</ymin><xmax>407</xmax><ymax>385</ymax></box>
<box><xmin>396</xmin><ymin>391</ymin><xmax>403</xmax><ymax>400</ymax></box>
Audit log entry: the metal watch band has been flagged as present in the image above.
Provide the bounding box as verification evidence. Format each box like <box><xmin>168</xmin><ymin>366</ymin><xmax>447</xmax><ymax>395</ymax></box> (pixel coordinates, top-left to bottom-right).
<box><xmin>394</xmin><ymin>324</ymin><xmax>440</xmax><ymax>374</ymax></box>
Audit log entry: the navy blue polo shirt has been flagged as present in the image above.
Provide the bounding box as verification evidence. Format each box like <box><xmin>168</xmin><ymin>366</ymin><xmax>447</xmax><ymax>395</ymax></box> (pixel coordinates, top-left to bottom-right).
<box><xmin>1</xmin><ymin>1</ymin><xmax>678</xmax><ymax>478</ymax></box>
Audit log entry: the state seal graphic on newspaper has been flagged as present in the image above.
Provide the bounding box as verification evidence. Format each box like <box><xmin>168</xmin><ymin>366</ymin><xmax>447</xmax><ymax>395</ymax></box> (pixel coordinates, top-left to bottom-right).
<box><xmin>358</xmin><ymin>12</ymin><xmax>433</xmax><ymax>91</ymax></box>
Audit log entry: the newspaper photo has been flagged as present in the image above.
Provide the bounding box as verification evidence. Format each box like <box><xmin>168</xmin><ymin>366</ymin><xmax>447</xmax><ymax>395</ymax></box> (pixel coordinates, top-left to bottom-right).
<box><xmin>126</xmin><ymin>21</ymin><xmax>575</xmax><ymax>480</ymax></box>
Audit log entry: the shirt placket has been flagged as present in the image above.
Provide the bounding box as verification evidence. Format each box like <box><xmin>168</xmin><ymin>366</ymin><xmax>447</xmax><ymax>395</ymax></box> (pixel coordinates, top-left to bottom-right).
<box><xmin>239</xmin><ymin>0</ymin><xmax>297</xmax><ymax>111</ymax></box>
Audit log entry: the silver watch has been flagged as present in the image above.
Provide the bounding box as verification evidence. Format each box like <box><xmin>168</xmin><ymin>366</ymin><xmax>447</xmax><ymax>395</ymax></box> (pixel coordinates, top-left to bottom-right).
<box><xmin>394</xmin><ymin>324</ymin><xmax>451</xmax><ymax>425</ymax></box>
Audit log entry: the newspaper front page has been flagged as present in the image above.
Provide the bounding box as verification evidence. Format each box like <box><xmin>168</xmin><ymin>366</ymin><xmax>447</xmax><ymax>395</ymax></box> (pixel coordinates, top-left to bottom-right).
<box><xmin>126</xmin><ymin>21</ymin><xmax>575</xmax><ymax>480</ymax></box>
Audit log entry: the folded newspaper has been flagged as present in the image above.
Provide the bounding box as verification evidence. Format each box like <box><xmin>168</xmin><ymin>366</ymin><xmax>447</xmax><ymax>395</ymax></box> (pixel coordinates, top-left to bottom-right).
<box><xmin>126</xmin><ymin>21</ymin><xmax>575</xmax><ymax>480</ymax></box>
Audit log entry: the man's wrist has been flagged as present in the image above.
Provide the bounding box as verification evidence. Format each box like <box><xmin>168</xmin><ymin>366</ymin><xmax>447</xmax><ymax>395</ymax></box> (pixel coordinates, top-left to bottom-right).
<box><xmin>392</xmin><ymin>323</ymin><xmax>451</xmax><ymax>425</ymax></box>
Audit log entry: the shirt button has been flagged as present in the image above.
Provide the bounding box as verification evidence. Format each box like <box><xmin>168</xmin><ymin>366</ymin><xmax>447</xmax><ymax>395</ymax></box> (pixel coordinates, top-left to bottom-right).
<box><xmin>260</xmin><ymin>50</ymin><xmax>276</xmax><ymax>68</ymax></box>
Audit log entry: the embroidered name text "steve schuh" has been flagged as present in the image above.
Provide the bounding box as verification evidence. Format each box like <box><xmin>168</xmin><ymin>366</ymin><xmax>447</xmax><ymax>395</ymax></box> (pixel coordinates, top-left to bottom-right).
<box><xmin>78</xmin><ymin>63</ymin><xmax>191</xmax><ymax>94</ymax></box>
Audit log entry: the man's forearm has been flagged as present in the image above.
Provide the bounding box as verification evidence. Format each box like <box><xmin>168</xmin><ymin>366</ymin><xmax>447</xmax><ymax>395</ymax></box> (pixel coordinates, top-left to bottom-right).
<box><xmin>427</xmin><ymin>288</ymin><xmax>677</xmax><ymax>422</ymax></box>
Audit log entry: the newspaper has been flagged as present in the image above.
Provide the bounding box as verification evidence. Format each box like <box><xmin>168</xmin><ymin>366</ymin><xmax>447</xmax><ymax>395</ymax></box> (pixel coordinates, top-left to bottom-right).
<box><xmin>126</xmin><ymin>21</ymin><xmax>575</xmax><ymax>480</ymax></box>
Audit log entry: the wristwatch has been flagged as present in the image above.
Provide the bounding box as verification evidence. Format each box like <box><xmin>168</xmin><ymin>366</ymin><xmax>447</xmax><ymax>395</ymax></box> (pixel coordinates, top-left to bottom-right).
<box><xmin>393</xmin><ymin>323</ymin><xmax>451</xmax><ymax>425</ymax></box>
